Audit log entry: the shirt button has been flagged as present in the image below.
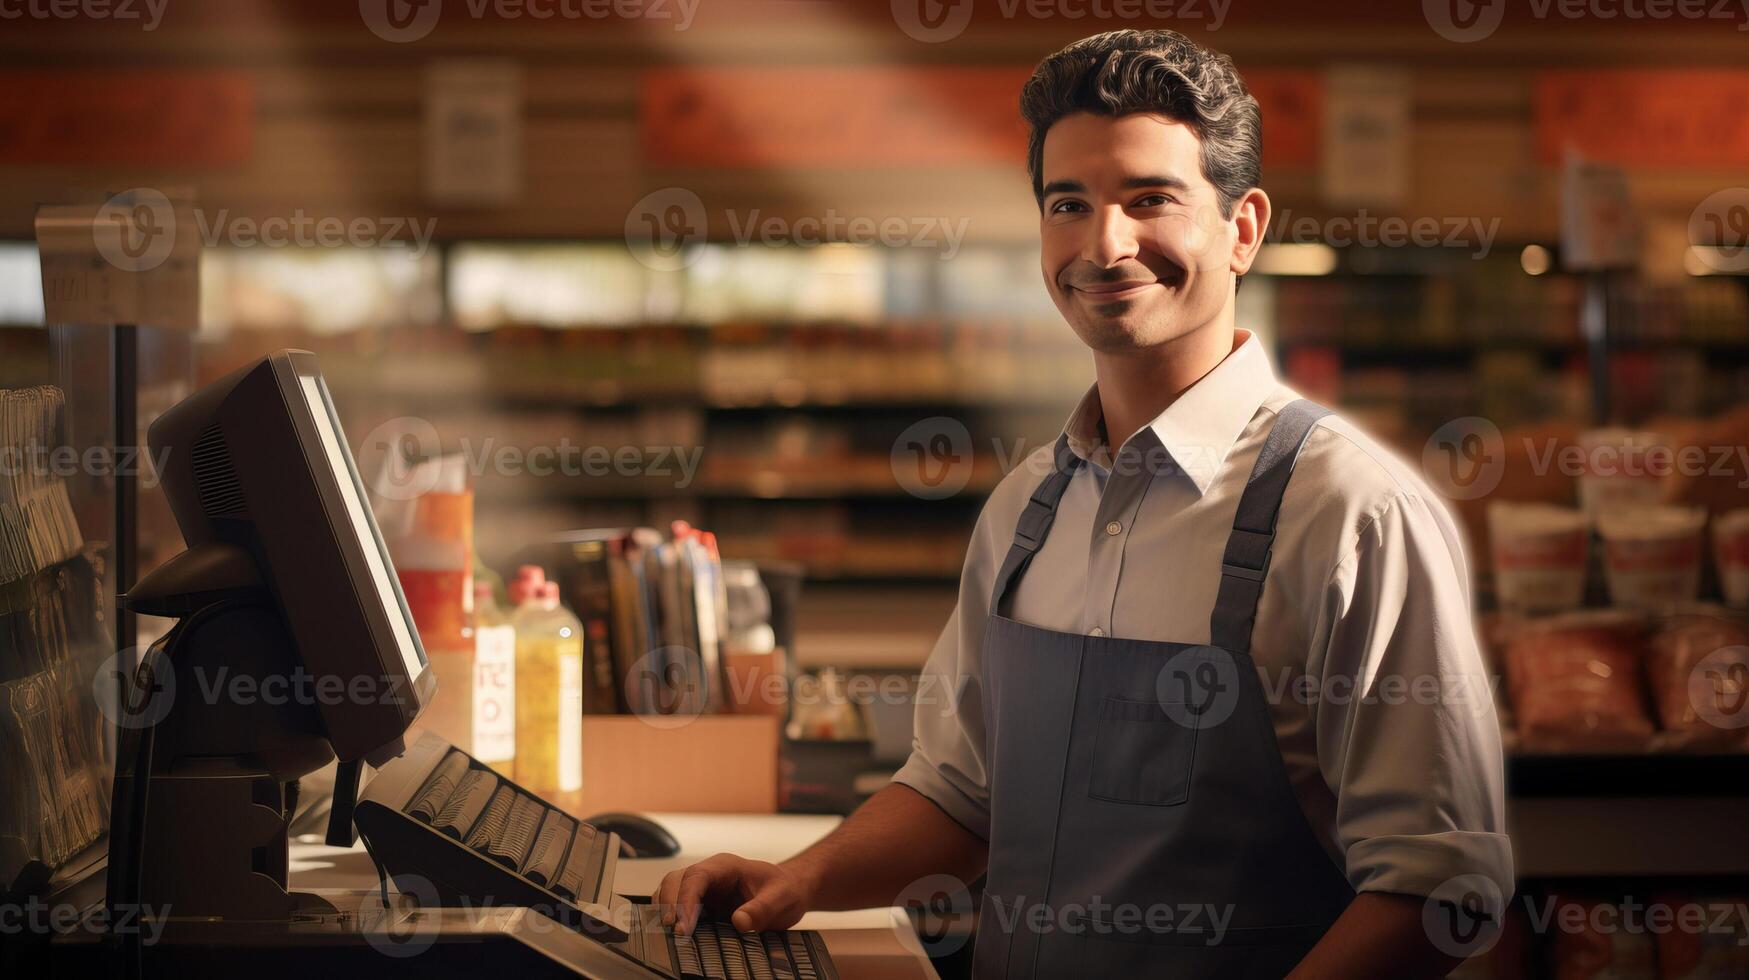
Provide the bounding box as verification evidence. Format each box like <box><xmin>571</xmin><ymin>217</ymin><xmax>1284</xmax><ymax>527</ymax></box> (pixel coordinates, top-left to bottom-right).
<box><xmin>1090</xmin><ymin>627</ymin><xmax>1105</xmax><ymax>637</ymax></box>
<box><xmin>1105</xmin><ymin>520</ymin><xmax>1122</xmax><ymax>536</ymax></box>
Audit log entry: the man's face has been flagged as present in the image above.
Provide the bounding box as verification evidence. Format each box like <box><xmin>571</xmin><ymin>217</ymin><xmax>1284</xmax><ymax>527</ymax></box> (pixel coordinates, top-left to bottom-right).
<box><xmin>1038</xmin><ymin>111</ymin><xmax>1246</xmax><ymax>353</ymax></box>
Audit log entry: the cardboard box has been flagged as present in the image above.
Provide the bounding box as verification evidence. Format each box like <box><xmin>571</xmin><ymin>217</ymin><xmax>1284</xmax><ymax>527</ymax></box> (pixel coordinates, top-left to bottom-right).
<box><xmin>578</xmin><ymin>714</ymin><xmax>780</xmax><ymax>814</ymax></box>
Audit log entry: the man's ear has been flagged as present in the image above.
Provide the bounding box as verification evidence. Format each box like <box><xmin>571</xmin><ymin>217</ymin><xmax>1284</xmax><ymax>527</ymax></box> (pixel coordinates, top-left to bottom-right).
<box><xmin>1229</xmin><ymin>187</ymin><xmax>1271</xmax><ymax>276</ymax></box>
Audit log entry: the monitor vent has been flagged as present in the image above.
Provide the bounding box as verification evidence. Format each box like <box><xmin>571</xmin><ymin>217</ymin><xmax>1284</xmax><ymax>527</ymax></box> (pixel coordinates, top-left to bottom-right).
<box><xmin>191</xmin><ymin>424</ymin><xmax>248</xmax><ymax>518</ymax></box>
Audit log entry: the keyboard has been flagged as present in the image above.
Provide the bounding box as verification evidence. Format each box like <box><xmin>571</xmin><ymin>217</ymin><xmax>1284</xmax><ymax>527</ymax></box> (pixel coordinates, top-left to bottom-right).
<box><xmin>355</xmin><ymin>733</ymin><xmax>842</xmax><ymax>980</ymax></box>
<box><xmin>613</xmin><ymin>903</ymin><xmax>839</xmax><ymax>980</ymax></box>
<box><xmin>356</xmin><ymin>733</ymin><xmax>631</xmax><ymax>940</ymax></box>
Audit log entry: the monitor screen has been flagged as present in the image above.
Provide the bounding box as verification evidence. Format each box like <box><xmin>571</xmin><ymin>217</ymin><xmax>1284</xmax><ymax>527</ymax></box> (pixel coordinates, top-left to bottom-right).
<box><xmin>295</xmin><ymin>373</ymin><xmax>426</xmax><ymax>682</ymax></box>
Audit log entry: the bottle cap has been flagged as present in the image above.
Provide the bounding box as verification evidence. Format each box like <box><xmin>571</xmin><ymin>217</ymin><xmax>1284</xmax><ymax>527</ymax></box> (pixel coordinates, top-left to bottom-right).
<box><xmin>508</xmin><ymin>565</ymin><xmax>546</xmax><ymax>606</ymax></box>
<box><xmin>541</xmin><ymin>581</ymin><xmax>561</xmax><ymax>609</ymax></box>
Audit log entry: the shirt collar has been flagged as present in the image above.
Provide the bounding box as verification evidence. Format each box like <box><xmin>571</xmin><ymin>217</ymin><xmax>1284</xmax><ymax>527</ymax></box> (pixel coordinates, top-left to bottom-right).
<box><xmin>1060</xmin><ymin>329</ymin><xmax>1277</xmax><ymax>496</ymax></box>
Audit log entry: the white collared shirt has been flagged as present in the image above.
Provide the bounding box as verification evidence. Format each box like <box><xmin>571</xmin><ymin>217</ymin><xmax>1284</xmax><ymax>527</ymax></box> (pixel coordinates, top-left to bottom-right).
<box><xmin>893</xmin><ymin>330</ymin><xmax>1513</xmax><ymax>905</ymax></box>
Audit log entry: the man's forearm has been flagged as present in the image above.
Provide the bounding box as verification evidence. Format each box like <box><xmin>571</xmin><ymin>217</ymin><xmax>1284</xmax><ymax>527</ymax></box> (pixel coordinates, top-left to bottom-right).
<box><xmin>784</xmin><ymin>783</ymin><xmax>988</xmax><ymax>911</ymax></box>
<box><xmin>1288</xmin><ymin>891</ymin><xmax>1464</xmax><ymax>979</ymax></box>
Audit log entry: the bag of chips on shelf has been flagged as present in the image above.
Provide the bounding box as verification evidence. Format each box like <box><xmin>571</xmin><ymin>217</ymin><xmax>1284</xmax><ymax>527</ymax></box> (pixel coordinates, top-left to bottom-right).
<box><xmin>1503</xmin><ymin>612</ymin><xmax>1655</xmax><ymax>750</ymax></box>
<box><xmin>1550</xmin><ymin>897</ymin><xmax>1657</xmax><ymax>980</ymax></box>
<box><xmin>1651</xmin><ymin>892</ymin><xmax>1749</xmax><ymax>980</ymax></box>
<box><xmin>1645</xmin><ymin>607</ymin><xmax>1749</xmax><ymax>746</ymax></box>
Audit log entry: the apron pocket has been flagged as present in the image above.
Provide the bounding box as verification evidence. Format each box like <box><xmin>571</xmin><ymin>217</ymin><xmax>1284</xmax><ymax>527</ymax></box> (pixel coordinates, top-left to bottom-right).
<box><xmin>1087</xmin><ymin>695</ymin><xmax>1196</xmax><ymax>806</ymax></box>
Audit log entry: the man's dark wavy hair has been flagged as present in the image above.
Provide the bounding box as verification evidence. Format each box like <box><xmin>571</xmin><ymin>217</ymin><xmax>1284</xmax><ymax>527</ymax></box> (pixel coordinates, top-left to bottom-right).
<box><xmin>1022</xmin><ymin>29</ymin><xmax>1261</xmax><ymax>219</ymax></box>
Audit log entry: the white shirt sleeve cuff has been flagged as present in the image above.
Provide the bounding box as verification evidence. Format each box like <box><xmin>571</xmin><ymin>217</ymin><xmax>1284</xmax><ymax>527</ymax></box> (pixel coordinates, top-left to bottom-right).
<box><xmin>1346</xmin><ymin>830</ymin><xmax>1516</xmax><ymax>918</ymax></box>
<box><xmin>891</xmin><ymin>753</ymin><xmax>991</xmax><ymax>842</ymax></box>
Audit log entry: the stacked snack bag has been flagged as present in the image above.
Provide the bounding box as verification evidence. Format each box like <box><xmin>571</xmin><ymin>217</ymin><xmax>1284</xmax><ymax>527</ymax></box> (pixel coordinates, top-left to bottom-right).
<box><xmin>1484</xmin><ymin>421</ymin><xmax>1749</xmax><ymax>750</ymax></box>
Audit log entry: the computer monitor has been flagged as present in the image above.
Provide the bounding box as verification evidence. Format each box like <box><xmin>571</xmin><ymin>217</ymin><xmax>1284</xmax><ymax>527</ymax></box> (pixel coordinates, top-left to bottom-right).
<box><xmin>145</xmin><ymin>349</ymin><xmax>433</xmax><ymax>763</ymax></box>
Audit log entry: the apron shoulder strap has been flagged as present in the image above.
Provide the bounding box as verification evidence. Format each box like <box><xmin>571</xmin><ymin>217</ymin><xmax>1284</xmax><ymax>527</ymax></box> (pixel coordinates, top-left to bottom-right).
<box><xmin>1209</xmin><ymin>399</ymin><xmax>1332</xmax><ymax>655</ymax></box>
<box><xmin>990</xmin><ymin>433</ymin><xmax>1082</xmax><ymax>616</ymax></box>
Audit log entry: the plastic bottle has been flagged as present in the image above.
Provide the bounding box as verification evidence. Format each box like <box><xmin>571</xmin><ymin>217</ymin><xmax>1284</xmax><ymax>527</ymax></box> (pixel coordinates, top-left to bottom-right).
<box><xmin>511</xmin><ymin>568</ymin><xmax>583</xmax><ymax>795</ymax></box>
<box><xmin>390</xmin><ymin>477</ymin><xmax>474</xmax><ymax>752</ymax></box>
<box><xmin>472</xmin><ymin>581</ymin><xmax>516</xmax><ymax>767</ymax></box>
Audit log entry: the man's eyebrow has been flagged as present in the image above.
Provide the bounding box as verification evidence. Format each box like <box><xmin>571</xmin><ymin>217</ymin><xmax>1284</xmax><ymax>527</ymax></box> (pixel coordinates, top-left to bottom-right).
<box><xmin>1123</xmin><ymin>175</ymin><xmax>1190</xmax><ymax>191</ymax></box>
<box><xmin>1040</xmin><ymin>175</ymin><xmax>1191</xmax><ymax>197</ymax></box>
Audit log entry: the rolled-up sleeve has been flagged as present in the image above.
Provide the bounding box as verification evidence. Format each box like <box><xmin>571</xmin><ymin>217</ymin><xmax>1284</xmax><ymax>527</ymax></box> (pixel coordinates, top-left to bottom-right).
<box><xmin>890</xmin><ymin>492</ymin><xmax>1006</xmax><ymax>841</ymax></box>
<box><xmin>1312</xmin><ymin>491</ymin><xmax>1514</xmax><ymax>917</ymax></box>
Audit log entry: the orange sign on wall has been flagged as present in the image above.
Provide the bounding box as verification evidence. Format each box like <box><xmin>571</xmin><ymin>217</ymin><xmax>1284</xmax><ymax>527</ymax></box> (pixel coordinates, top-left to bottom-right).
<box><xmin>643</xmin><ymin>66</ymin><xmax>1321</xmax><ymax>171</ymax></box>
<box><xmin>0</xmin><ymin>70</ymin><xmax>253</xmax><ymax>167</ymax></box>
<box><xmin>1536</xmin><ymin>71</ymin><xmax>1749</xmax><ymax>168</ymax></box>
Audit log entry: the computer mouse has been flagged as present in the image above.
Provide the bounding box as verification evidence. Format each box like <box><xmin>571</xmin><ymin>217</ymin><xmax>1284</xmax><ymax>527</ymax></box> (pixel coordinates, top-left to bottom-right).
<box><xmin>586</xmin><ymin>811</ymin><xmax>681</xmax><ymax>858</ymax></box>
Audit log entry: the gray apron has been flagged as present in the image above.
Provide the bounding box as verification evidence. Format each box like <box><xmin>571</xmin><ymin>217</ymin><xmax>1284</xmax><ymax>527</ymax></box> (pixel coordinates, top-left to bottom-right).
<box><xmin>973</xmin><ymin>399</ymin><xmax>1356</xmax><ymax>979</ymax></box>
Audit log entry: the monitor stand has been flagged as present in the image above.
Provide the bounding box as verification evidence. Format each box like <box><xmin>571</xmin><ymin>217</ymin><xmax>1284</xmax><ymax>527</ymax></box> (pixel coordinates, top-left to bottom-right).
<box><xmin>109</xmin><ymin>542</ymin><xmax>341</xmax><ymax>927</ymax></box>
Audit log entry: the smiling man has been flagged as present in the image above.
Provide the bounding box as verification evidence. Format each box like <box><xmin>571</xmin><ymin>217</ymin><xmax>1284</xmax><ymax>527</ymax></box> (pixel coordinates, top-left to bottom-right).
<box><xmin>658</xmin><ymin>30</ymin><xmax>1511</xmax><ymax>979</ymax></box>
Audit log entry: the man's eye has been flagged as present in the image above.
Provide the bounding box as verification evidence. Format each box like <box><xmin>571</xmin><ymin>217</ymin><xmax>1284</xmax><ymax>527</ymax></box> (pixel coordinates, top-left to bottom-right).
<box><xmin>1049</xmin><ymin>200</ymin><xmax>1086</xmax><ymax>214</ymax></box>
<box><xmin>1133</xmin><ymin>194</ymin><xmax>1172</xmax><ymax>208</ymax></box>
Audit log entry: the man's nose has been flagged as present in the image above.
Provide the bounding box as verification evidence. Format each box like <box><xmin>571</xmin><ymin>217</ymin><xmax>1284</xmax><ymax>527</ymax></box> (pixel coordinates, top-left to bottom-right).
<box><xmin>1080</xmin><ymin>206</ymin><xmax>1141</xmax><ymax>269</ymax></box>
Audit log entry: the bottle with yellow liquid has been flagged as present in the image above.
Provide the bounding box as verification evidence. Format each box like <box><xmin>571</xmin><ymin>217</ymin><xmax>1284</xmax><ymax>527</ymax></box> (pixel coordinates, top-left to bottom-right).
<box><xmin>510</xmin><ymin>567</ymin><xmax>583</xmax><ymax>796</ymax></box>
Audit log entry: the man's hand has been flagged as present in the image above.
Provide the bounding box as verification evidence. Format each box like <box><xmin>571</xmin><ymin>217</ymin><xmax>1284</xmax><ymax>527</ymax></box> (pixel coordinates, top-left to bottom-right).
<box><xmin>655</xmin><ymin>854</ymin><xmax>816</xmax><ymax>936</ymax></box>
<box><xmin>649</xmin><ymin>784</ymin><xmax>988</xmax><ymax>938</ymax></box>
